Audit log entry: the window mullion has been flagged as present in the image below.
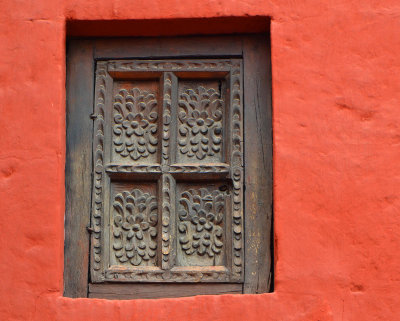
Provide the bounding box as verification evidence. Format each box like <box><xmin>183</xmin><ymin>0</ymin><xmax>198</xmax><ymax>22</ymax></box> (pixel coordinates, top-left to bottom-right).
<box><xmin>160</xmin><ymin>72</ymin><xmax>177</xmax><ymax>271</ymax></box>
<box><xmin>160</xmin><ymin>173</ymin><xmax>175</xmax><ymax>270</ymax></box>
<box><xmin>161</xmin><ymin>72</ymin><xmax>176</xmax><ymax>166</ymax></box>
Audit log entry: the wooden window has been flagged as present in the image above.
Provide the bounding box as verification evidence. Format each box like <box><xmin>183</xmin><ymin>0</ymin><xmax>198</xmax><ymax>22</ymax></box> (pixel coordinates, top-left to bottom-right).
<box><xmin>64</xmin><ymin>35</ymin><xmax>272</xmax><ymax>299</ymax></box>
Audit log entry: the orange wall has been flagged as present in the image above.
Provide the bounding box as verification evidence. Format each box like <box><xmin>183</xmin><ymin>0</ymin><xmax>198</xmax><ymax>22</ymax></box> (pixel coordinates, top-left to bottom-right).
<box><xmin>1</xmin><ymin>0</ymin><xmax>400</xmax><ymax>320</ymax></box>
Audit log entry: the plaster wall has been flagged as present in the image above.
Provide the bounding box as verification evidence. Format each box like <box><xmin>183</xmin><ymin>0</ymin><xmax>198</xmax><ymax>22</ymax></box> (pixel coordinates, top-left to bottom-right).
<box><xmin>1</xmin><ymin>0</ymin><xmax>400</xmax><ymax>320</ymax></box>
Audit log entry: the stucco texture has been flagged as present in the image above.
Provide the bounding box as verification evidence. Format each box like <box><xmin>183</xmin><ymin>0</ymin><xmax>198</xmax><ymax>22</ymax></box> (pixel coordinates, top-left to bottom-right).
<box><xmin>1</xmin><ymin>0</ymin><xmax>400</xmax><ymax>320</ymax></box>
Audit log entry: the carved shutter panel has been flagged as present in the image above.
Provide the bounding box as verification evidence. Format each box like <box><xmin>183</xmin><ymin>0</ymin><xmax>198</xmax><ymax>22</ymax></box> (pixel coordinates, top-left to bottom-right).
<box><xmin>90</xmin><ymin>59</ymin><xmax>244</xmax><ymax>283</ymax></box>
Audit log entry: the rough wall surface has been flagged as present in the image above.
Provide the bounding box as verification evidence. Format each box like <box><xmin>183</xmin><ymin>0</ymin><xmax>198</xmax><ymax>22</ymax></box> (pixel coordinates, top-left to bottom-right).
<box><xmin>1</xmin><ymin>0</ymin><xmax>400</xmax><ymax>320</ymax></box>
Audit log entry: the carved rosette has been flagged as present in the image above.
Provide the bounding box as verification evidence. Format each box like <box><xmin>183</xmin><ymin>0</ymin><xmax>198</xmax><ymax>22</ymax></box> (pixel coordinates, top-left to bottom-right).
<box><xmin>178</xmin><ymin>188</ymin><xmax>225</xmax><ymax>258</ymax></box>
<box><xmin>113</xmin><ymin>88</ymin><xmax>158</xmax><ymax>161</ymax></box>
<box><xmin>178</xmin><ymin>86</ymin><xmax>223</xmax><ymax>160</ymax></box>
<box><xmin>112</xmin><ymin>189</ymin><xmax>158</xmax><ymax>266</ymax></box>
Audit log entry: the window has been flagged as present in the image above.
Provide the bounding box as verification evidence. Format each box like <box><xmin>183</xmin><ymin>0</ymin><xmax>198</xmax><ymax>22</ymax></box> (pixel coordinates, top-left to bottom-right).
<box><xmin>64</xmin><ymin>35</ymin><xmax>272</xmax><ymax>299</ymax></box>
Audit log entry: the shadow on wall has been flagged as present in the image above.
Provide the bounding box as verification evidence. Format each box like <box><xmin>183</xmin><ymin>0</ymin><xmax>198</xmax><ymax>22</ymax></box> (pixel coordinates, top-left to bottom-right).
<box><xmin>66</xmin><ymin>16</ymin><xmax>270</xmax><ymax>37</ymax></box>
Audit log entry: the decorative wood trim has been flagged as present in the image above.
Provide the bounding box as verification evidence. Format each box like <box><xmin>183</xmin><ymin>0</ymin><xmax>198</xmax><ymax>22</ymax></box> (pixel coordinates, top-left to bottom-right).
<box><xmin>91</xmin><ymin>58</ymin><xmax>244</xmax><ymax>283</ymax></box>
<box><xmin>108</xmin><ymin>60</ymin><xmax>239</xmax><ymax>72</ymax></box>
<box><xmin>169</xmin><ymin>164</ymin><xmax>230</xmax><ymax>173</ymax></box>
<box><xmin>90</xmin><ymin>61</ymin><xmax>108</xmax><ymax>282</ymax></box>
<box><xmin>104</xmin><ymin>266</ymin><xmax>231</xmax><ymax>282</ymax></box>
<box><xmin>105</xmin><ymin>164</ymin><xmax>162</xmax><ymax>173</ymax></box>
<box><xmin>105</xmin><ymin>164</ymin><xmax>229</xmax><ymax>174</ymax></box>
<box><xmin>161</xmin><ymin>174</ymin><xmax>174</xmax><ymax>269</ymax></box>
<box><xmin>161</xmin><ymin>72</ymin><xmax>173</xmax><ymax>164</ymax></box>
<box><xmin>230</xmin><ymin>61</ymin><xmax>244</xmax><ymax>280</ymax></box>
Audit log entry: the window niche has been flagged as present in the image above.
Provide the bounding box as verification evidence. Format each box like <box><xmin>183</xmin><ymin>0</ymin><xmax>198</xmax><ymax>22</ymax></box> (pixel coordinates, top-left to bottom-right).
<box><xmin>64</xmin><ymin>34</ymin><xmax>272</xmax><ymax>299</ymax></box>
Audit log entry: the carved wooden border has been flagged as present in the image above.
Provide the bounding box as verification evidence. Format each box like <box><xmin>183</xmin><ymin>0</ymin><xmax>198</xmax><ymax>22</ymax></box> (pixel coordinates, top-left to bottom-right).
<box><xmin>161</xmin><ymin>72</ymin><xmax>173</xmax><ymax>164</ymax></box>
<box><xmin>90</xmin><ymin>59</ymin><xmax>243</xmax><ymax>283</ymax></box>
<box><xmin>90</xmin><ymin>61</ymin><xmax>107</xmax><ymax>281</ymax></box>
<box><xmin>104</xmin><ymin>267</ymin><xmax>230</xmax><ymax>282</ymax></box>
<box><xmin>230</xmin><ymin>62</ymin><xmax>244</xmax><ymax>280</ymax></box>
<box><xmin>169</xmin><ymin>164</ymin><xmax>230</xmax><ymax>173</ymax></box>
<box><xmin>108</xmin><ymin>60</ymin><xmax>239</xmax><ymax>72</ymax></box>
<box><xmin>105</xmin><ymin>164</ymin><xmax>162</xmax><ymax>173</ymax></box>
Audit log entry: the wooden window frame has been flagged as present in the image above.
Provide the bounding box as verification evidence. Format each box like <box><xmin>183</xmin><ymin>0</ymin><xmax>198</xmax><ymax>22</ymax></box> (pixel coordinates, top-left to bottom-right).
<box><xmin>64</xmin><ymin>34</ymin><xmax>272</xmax><ymax>299</ymax></box>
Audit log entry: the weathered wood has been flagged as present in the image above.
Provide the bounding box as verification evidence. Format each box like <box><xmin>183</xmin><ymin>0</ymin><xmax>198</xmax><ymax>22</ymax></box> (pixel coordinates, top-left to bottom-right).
<box><xmin>65</xmin><ymin>34</ymin><xmax>272</xmax><ymax>298</ymax></box>
<box><xmin>93</xmin><ymin>35</ymin><xmax>244</xmax><ymax>59</ymax></box>
<box><xmin>64</xmin><ymin>40</ymin><xmax>94</xmax><ymax>297</ymax></box>
<box><xmin>243</xmin><ymin>34</ymin><xmax>273</xmax><ymax>293</ymax></box>
<box><xmin>175</xmin><ymin>183</ymin><xmax>229</xmax><ymax>268</ymax></box>
<box><xmin>89</xmin><ymin>283</ymin><xmax>242</xmax><ymax>299</ymax></box>
<box><xmin>90</xmin><ymin>58</ymin><xmax>244</xmax><ymax>283</ymax></box>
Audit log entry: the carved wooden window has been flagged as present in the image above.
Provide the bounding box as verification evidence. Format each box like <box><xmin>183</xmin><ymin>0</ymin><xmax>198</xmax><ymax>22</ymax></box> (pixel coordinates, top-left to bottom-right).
<box><xmin>65</xmin><ymin>35</ymin><xmax>272</xmax><ymax>299</ymax></box>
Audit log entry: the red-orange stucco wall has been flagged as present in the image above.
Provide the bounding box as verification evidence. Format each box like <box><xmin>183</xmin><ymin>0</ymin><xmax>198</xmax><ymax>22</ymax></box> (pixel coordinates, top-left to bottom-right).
<box><xmin>1</xmin><ymin>0</ymin><xmax>400</xmax><ymax>320</ymax></box>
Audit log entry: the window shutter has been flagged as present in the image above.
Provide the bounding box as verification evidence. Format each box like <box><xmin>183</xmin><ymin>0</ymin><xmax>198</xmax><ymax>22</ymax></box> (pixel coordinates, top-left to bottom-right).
<box><xmin>90</xmin><ymin>59</ymin><xmax>244</xmax><ymax>283</ymax></box>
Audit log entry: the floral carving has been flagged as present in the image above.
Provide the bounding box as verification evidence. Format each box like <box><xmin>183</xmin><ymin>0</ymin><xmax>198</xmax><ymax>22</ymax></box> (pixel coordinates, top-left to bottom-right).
<box><xmin>178</xmin><ymin>188</ymin><xmax>225</xmax><ymax>257</ymax></box>
<box><xmin>113</xmin><ymin>88</ymin><xmax>158</xmax><ymax>160</ymax></box>
<box><xmin>178</xmin><ymin>86</ymin><xmax>223</xmax><ymax>160</ymax></box>
<box><xmin>90</xmin><ymin>59</ymin><xmax>244</xmax><ymax>282</ymax></box>
<box><xmin>112</xmin><ymin>189</ymin><xmax>158</xmax><ymax>266</ymax></box>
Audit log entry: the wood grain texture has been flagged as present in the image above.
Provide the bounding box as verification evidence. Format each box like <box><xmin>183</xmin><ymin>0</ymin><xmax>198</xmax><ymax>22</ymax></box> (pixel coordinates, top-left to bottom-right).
<box><xmin>64</xmin><ymin>40</ymin><xmax>94</xmax><ymax>297</ymax></box>
<box><xmin>89</xmin><ymin>58</ymin><xmax>244</xmax><ymax>284</ymax></box>
<box><xmin>65</xmin><ymin>34</ymin><xmax>272</xmax><ymax>298</ymax></box>
<box><xmin>89</xmin><ymin>283</ymin><xmax>242</xmax><ymax>299</ymax></box>
<box><xmin>93</xmin><ymin>35</ymin><xmax>244</xmax><ymax>59</ymax></box>
<box><xmin>243</xmin><ymin>34</ymin><xmax>273</xmax><ymax>293</ymax></box>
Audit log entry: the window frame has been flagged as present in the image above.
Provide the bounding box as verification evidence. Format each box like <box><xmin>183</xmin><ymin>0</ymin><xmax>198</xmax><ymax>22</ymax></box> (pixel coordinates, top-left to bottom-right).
<box><xmin>64</xmin><ymin>34</ymin><xmax>273</xmax><ymax>299</ymax></box>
